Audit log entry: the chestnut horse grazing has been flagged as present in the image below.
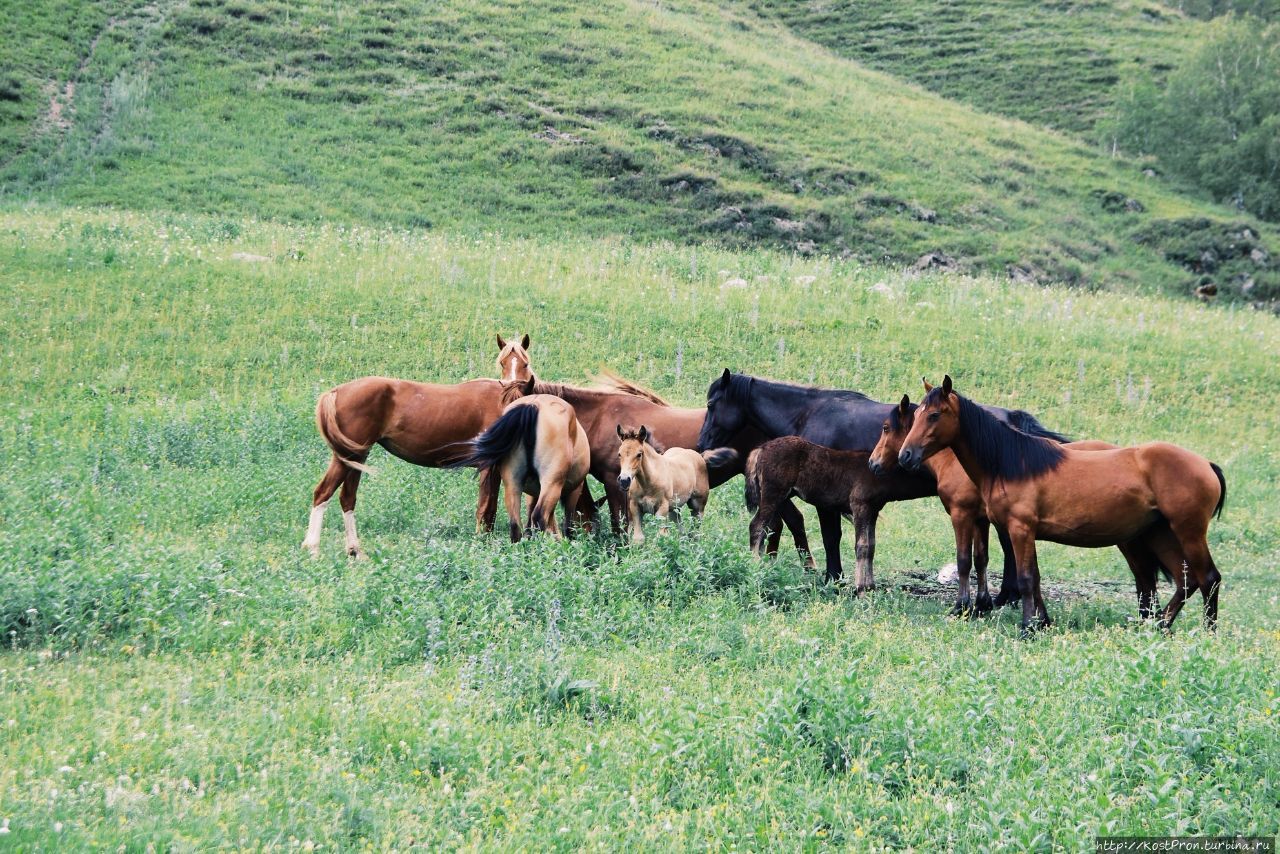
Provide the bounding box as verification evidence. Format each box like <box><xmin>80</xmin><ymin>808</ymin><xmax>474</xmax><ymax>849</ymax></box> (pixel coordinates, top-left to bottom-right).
<box><xmin>743</xmin><ymin>437</ymin><xmax>933</xmax><ymax>568</ymax></box>
<box><xmin>456</xmin><ymin>395</ymin><xmax>590</xmax><ymax>541</ymax></box>
<box><xmin>898</xmin><ymin>376</ymin><xmax>1225</xmax><ymax>633</ymax></box>
<box><xmin>616</xmin><ymin>425</ymin><xmax>737</xmax><ymax>543</ymax></box>
<box><xmin>302</xmin><ymin>370</ymin><xmax>533</xmax><ymax>558</ymax></box>
<box><xmin>870</xmin><ymin>394</ymin><xmax>1147</xmax><ymax>618</ymax></box>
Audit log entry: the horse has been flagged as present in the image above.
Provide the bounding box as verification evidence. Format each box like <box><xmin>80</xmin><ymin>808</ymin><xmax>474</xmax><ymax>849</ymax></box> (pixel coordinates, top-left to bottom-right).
<box><xmin>302</xmin><ymin>332</ymin><xmax>532</xmax><ymax>557</ymax></box>
<box><xmin>455</xmin><ymin>395</ymin><xmax>590</xmax><ymax>541</ymax></box>
<box><xmin>531</xmin><ymin>377</ymin><xmax>814</xmax><ymax>560</ymax></box>
<box><xmin>616</xmin><ymin>425</ymin><xmax>737</xmax><ymax>543</ymax></box>
<box><xmin>496</xmin><ymin>333</ymin><xmax>532</xmax><ymax>383</ymax></box>
<box><xmin>868</xmin><ymin>393</ymin><xmax>1160</xmax><ymax>618</ymax></box>
<box><xmin>744</xmin><ymin>437</ymin><xmax>934</xmax><ymax>565</ymax></box>
<box><xmin>697</xmin><ymin>370</ymin><xmax>1069</xmax><ymax>589</ymax></box>
<box><xmin>898</xmin><ymin>376</ymin><xmax>1225</xmax><ymax>633</ymax></box>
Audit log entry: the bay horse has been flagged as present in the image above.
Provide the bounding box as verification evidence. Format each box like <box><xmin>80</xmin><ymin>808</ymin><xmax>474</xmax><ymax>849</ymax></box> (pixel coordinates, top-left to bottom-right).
<box><xmin>898</xmin><ymin>376</ymin><xmax>1225</xmax><ymax>633</ymax></box>
<box><xmin>697</xmin><ymin>370</ymin><xmax>1069</xmax><ymax>589</ymax></box>
<box><xmin>616</xmin><ymin>425</ymin><xmax>737</xmax><ymax>543</ymax></box>
<box><xmin>744</xmin><ymin>437</ymin><xmax>934</xmax><ymax>564</ymax></box>
<box><xmin>302</xmin><ymin>333</ymin><xmax>533</xmax><ymax>557</ymax></box>
<box><xmin>868</xmin><ymin>393</ymin><xmax>1160</xmax><ymax>618</ymax></box>
<box><xmin>456</xmin><ymin>395</ymin><xmax>590</xmax><ymax>541</ymax></box>
<box><xmin>531</xmin><ymin>377</ymin><xmax>813</xmax><ymax>560</ymax></box>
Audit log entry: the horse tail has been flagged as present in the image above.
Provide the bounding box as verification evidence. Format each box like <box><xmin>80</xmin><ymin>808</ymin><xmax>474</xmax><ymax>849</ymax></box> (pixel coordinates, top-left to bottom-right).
<box><xmin>453</xmin><ymin>403</ymin><xmax>540</xmax><ymax>473</ymax></box>
<box><xmin>316</xmin><ymin>391</ymin><xmax>373</xmax><ymax>473</ymax></box>
<box><xmin>1007</xmin><ymin>409</ymin><xmax>1071</xmax><ymax>443</ymax></box>
<box><xmin>701</xmin><ymin>447</ymin><xmax>739</xmax><ymax>471</ymax></box>
<box><xmin>743</xmin><ymin>448</ymin><xmax>762</xmax><ymax>513</ymax></box>
<box><xmin>1210</xmin><ymin>462</ymin><xmax>1227</xmax><ymax>519</ymax></box>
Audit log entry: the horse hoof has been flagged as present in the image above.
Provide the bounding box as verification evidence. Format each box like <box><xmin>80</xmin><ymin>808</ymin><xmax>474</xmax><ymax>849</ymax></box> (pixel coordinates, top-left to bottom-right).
<box><xmin>974</xmin><ymin>594</ymin><xmax>994</xmax><ymax>615</ymax></box>
<box><xmin>947</xmin><ymin>601</ymin><xmax>970</xmax><ymax>618</ymax></box>
<box><xmin>347</xmin><ymin>547</ymin><xmax>365</xmax><ymax>560</ymax></box>
<box><xmin>303</xmin><ymin>544</ymin><xmax>320</xmax><ymax>558</ymax></box>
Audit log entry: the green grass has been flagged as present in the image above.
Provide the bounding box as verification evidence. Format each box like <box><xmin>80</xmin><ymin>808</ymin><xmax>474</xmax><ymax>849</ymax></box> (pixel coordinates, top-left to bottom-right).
<box><xmin>0</xmin><ymin>207</ymin><xmax>1277</xmax><ymax>848</ymax></box>
<box><xmin>741</xmin><ymin>0</ymin><xmax>1199</xmax><ymax>135</ymax></box>
<box><xmin>1</xmin><ymin>0</ymin><xmax>1278</xmax><ymax>300</ymax></box>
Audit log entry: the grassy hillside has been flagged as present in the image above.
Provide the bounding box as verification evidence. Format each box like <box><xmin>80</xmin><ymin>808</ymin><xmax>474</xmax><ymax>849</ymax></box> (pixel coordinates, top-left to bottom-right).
<box><xmin>0</xmin><ymin>208</ymin><xmax>1277</xmax><ymax>848</ymax></box>
<box><xmin>2</xmin><ymin>0</ymin><xmax>1278</xmax><ymax>301</ymax></box>
<box><xmin>741</xmin><ymin>0</ymin><xmax>1199</xmax><ymax>135</ymax></box>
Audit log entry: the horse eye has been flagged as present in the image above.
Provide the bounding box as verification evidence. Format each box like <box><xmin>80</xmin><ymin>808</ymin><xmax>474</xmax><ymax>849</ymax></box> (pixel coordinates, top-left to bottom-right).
<box><xmin>928</xmin><ymin>412</ymin><xmax>941</xmax><ymax>423</ymax></box>
<box><xmin>882</xmin><ymin>424</ymin><xmax>888</xmax><ymax>433</ymax></box>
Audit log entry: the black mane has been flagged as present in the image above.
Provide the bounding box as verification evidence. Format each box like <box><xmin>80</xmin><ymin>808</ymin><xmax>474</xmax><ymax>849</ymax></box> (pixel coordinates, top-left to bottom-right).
<box><xmin>727</xmin><ymin>373</ymin><xmax>874</xmax><ymax>405</ymax></box>
<box><xmin>888</xmin><ymin>402</ymin><xmax>916</xmax><ymax>432</ymax></box>
<box><xmin>922</xmin><ymin>388</ymin><xmax>1064</xmax><ymax>480</ymax></box>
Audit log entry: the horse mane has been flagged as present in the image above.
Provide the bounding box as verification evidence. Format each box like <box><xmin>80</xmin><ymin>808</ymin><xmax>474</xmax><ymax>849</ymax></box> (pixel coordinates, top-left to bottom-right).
<box><xmin>592</xmin><ymin>369</ymin><xmax>671</xmax><ymax>406</ymax></box>
<box><xmin>888</xmin><ymin>402</ymin><xmax>916</xmax><ymax>433</ymax></box>
<box><xmin>923</xmin><ymin>388</ymin><xmax>1064</xmax><ymax>480</ymax></box>
<box><xmin>726</xmin><ymin>372</ymin><xmax>874</xmax><ymax>404</ymax></box>
<box><xmin>617</xmin><ymin>426</ymin><xmax>665</xmax><ymax>454</ymax></box>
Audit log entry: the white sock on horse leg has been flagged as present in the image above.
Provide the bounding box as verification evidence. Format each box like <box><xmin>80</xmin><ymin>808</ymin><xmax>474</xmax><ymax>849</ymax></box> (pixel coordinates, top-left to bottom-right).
<box><xmin>343</xmin><ymin>510</ymin><xmax>360</xmax><ymax>554</ymax></box>
<box><xmin>303</xmin><ymin>500</ymin><xmax>328</xmax><ymax>551</ymax></box>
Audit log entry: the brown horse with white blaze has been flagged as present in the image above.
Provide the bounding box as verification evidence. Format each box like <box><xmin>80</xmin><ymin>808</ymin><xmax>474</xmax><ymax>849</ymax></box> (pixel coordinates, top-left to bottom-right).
<box><xmin>898</xmin><ymin>376</ymin><xmax>1225</xmax><ymax>633</ymax></box>
<box><xmin>302</xmin><ymin>334</ymin><xmax>534</xmax><ymax>557</ymax></box>
<box><xmin>456</xmin><ymin>394</ymin><xmax>590</xmax><ymax>541</ymax></box>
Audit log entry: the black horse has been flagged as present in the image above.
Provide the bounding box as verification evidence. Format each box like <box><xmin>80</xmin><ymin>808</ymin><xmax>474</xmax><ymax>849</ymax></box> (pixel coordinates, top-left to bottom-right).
<box><xmin>696</xmin><ymin>370</ymin><xmax>1069</xmax><ymax>594</ymax></box>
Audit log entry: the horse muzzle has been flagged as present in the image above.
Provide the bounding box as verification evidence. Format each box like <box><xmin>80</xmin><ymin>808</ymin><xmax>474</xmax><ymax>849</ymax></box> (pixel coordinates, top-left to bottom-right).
<box><xmin>898</xmin><ymin>448</ymin><xmax>923</xmax><ymax>472</ymax></box>
<box><xmin>617</xmin><ymin>476</ymin><xmax>632</xmax><ymax>492</ymax></box>
<box><xmin>868</xmin><ymin>458</ymin><xmax>883</xmax><ymax>476</ymax></box>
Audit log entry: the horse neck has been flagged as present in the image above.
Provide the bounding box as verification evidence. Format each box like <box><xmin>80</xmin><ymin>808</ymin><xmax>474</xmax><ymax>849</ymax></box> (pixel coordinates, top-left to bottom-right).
<box><xmin>943</xmin><ymin>430</ymin><xmax>992</xmax><ymax>495</ymax></box>
<box><xmin>637</xmin><ymin>444</ymin><xmax>664</xmax><ymax>487</ymax></box>
<box><xmin>742</xmin><ymin>378</ymin><xmax>812</xmax><ymax>437</ymax></box>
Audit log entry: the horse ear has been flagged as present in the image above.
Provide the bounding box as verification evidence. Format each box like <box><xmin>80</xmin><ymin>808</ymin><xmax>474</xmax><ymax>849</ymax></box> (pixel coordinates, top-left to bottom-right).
<box><xmin>520</xmin><ymin>333</ymin><xmax>530</xmax><ymax>350</ymax></box>
<box><xmin>521</xmin><ymin>376</ymin><xmax>535</xmax><ymax>395</ymax></box>
<box><xmin>496</xmin><ymin>333</ymin><xmax>506</xmax><ymax>349</ymax></box>
<box><xmin>617</xmin><ymin>424</ymin><xmax>625</xmax><ymax>439</ymax></box>
<box><xmin>899</xmin><ymin>393</ymin><xmax>910</xmax><ymax>414</ymax></box>
<box><xmin>922</xmin><ymin>377</ymin><xmax>934</xmax><ymax>393</ymax></box>
<box><xmin>720</xmin><ymin>368</ymin><xmax>731</xmax><ymax>388</ymax></box>
<box><xmin>942</xmin><ymin>375</ymin><xmax>953</xmax><ymax>396</ymax></box>
<box><xmin>638</xmin><ymin>425</ymin><xmax>649</xmax><ymax>442</ymax></box>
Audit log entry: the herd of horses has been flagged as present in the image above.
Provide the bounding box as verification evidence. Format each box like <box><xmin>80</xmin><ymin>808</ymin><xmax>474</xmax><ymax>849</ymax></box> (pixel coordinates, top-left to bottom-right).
<box><xmin>302</xmin><ymin>334</ymin><xmax>1225</xmax><ymax>635</ymax></box>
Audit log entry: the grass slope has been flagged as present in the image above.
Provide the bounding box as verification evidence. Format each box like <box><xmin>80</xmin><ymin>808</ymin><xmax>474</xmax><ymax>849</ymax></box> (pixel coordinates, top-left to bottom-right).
<box><xmin>0</xmin><ymin>208</ymin><xmax>1277</xmax><ymax>847</ymax></box>
<box><xmin>741</xmin><ymin>0</ymin><xmax>1199</xmax><ymax>135</ymax></box>
<box><xmin>1</xmin><ymin>0</ymin><xmax>1278</xmax><ymax>300</ymax></box>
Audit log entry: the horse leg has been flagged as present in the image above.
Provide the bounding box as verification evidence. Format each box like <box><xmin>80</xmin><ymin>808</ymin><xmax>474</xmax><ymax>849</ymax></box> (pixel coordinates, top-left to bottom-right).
<box><xmin>1165</xmin><ymin>520</ymin><xmax>1221</xmax><ymax>630</ymax></box>
<box><xmin>777</xmin><ymin>499</ymin><xmax>816</xmax><ymax>569</ymax></box>
<box><xmin>749</xmin><ymin>491</ymin><xmax>780</xmax><ymax>557</ymax></box>
<box><xmin>303</xmin><ymin>456</ymin><xmax>345</xmax><ymax>556</ymax></box>
<box><xmin>850</xmin><ymin>501</ymin><xmax>879</xmax><ymax>593</ymax></box>
<box><xmin>605</xmin><ymin>480</ymin><xmax>627</xmax><ymax>536</ymax></box>
<box><xmin>572</xmin><ymin>481</ymin><xmax>598</xmax><ymax>534</ymax></box>
<box><xmin>657</xmin><ymin>499</ymin><xmax>674</xmax><ymax>536</ymax></box>
<box><xmin>817</xmin><ymin>506</ymin><xmax>845</xmax><ymax>584</ymax></box>
<box><xmin>339</xmin><ymin>466</ymin><xmax>365</xmax><ymax>559</ymax></box>
<box><xmin>501</xmin><ymin>470</ymin><xmax>523</xmax><ymax>543</ymax></box>
<box><xmin>947</xmin><ymin>511</ymin><xmax>974</xmax><ymax>617</ymax></box>
<box><xmin>972</xmin><ymin>517</ymin><xmax>994</xmax><ymax>614</ymax></box>
<box><xmin>475</xmin><ymin>466</ymin><xmax>501</xmax><ymax>534</ymax></box>
<box><xmin>1007</xmin><ymin>521</ymin><xmax>1047</xmax><ymax>635</ymax></box>
<box><xmin>992</xmin><ymin>524</ymin><xmax>1019</xmax><ymax>608</ymax></box>
<box><xmin>533</xmin><ymin>477</ymin><xmax>565</xmax><ymax>538</ymax></box>
<box><xmin>561</xmin><ymin>482</ymin><xmax>586</xmax><ymax>539</ymax></box>
<box><xmin>627</xmin><ymin>493</ymin><xmax>645</xmax><ymax>544</ymax></box>
<box><xmin>1117</xmin><ymin>539</ymin><xmax>1160</xmax><ymax>621</ymax></box>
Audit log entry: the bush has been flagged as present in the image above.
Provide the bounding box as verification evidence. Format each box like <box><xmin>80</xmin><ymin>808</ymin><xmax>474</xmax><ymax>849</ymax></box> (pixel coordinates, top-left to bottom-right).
<box><xmin>1101</xmin><ymin>19</ymin><xmax>1280</xmax><ymax>222</ymax></box>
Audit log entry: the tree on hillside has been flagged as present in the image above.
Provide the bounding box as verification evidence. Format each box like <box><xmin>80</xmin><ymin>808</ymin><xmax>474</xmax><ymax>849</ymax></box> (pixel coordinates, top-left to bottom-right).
<box><xmin>1103</xmin><ymin>18</ymin><xmax>1280</xmax><ymax>222</ymax></box>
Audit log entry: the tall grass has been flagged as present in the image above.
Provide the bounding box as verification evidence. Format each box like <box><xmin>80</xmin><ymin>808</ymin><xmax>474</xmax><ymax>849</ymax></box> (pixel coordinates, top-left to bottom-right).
<box><xmin>0</xmin><ymin>207</ymin><xmax>1277</xmax><ymax>847</ymax></box>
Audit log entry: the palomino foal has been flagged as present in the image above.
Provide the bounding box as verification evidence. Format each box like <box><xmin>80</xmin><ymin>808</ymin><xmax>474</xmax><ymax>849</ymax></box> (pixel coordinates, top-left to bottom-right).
<box><xmin>616</xmin><ymin>425</ymin><xmax>736</xmax><ymax>543</ymax></box>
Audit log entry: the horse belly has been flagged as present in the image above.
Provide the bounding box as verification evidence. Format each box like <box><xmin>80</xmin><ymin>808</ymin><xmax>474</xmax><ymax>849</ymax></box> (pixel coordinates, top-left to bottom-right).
<box><xmin>1036</xmin><ymin>508</ymin><xmax>1161</xmax><ymax>547</ymax></box>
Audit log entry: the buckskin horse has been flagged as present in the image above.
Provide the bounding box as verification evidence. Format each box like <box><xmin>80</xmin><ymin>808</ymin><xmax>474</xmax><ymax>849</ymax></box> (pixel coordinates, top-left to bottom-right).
<box><xmin>455</xmin><ymin>394</ymin><xmax>590</xmax><ymax>541</ymax></box>
<box><xmin>302</xmin><ymin>334</ymin><xmax>534</xmax><ymax>557</ymax></box>
<box><xmin>697</xmin><ymin>370</ymin><xmax>1069</xmax><ymax>589</ymax></box>
<box><xmin>898</xmin><ymin>376</ymin><xmax>1225</xmax><ymax>633</ymax></box>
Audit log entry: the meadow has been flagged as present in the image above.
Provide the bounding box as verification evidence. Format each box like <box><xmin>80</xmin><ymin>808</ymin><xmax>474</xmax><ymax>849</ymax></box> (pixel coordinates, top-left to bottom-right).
<box><xmin>0</xmin><ymin>206</ymin><xmax>1277</xmax><ymax>849</ymax></box>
